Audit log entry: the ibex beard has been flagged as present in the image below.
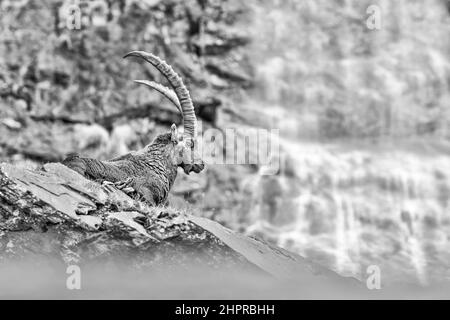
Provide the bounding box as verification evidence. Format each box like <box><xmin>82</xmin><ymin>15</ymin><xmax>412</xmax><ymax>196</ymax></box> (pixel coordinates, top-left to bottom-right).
<box><xmin>62</xmin><ymin>51</ymin><xmax>205</xmax><ymax>206</ymax></box>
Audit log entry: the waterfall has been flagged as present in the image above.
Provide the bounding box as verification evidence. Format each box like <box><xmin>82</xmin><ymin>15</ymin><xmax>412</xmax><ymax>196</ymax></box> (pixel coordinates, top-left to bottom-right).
<box><xmin>242</xmin><ymin>0</ymin><xmax>450</xmax><ymax>284</ymax></box>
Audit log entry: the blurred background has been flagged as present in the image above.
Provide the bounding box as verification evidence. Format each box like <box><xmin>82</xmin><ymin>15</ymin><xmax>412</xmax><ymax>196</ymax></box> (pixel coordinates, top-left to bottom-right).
<box><xmin>0</xmin><ymin>0</ymin><xmax>449</xmax><ymax>286</ymax></box>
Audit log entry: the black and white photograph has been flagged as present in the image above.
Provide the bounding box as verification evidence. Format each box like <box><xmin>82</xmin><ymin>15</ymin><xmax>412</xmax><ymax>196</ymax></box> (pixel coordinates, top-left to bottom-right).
<box><xmin>0</xmin><ymin>0</ymin><xmax>449</xmax><ymax>307</ymax></box>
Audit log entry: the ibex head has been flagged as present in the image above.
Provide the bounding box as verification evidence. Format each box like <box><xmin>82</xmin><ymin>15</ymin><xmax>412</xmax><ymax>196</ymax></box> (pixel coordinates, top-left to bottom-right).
<box><xmin>124</xmin><ymin>51</ymin><xmax>205</xmax><ymax>175</ymax></box>
<box><xmin>169</xmin><ymin>123</ymin><xmax>204</xmax><ymax>174</ymax></box>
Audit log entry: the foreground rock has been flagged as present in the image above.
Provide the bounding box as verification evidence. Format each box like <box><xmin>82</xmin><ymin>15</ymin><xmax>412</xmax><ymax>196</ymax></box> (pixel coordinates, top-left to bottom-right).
<box><xmin>0</xmin><ymin>162</ymin><xmax>362</xmax><ymax>295</ymax></box>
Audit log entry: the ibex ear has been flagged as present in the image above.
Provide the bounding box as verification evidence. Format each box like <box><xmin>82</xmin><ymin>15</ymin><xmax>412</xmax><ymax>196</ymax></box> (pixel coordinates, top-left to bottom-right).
<box><xmin>171</xmin><ymin>124</ymin><xmax>179</xmax><ymax>143</ymax></box>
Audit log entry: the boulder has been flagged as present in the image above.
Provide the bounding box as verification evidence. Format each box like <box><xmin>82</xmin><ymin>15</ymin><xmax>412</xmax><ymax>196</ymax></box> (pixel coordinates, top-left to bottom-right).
<box><xmin>0</xmin><ymin>162</ymin><xmax>363</xmax><ymax>298</ymax></box>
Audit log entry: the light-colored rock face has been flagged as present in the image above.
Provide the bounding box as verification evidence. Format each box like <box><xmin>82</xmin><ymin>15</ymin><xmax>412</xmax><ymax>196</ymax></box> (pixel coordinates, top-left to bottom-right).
<box><xmin>248</xmin><ymin>0</ymin><xmax>450</xmax><ymax>139</ymax></box>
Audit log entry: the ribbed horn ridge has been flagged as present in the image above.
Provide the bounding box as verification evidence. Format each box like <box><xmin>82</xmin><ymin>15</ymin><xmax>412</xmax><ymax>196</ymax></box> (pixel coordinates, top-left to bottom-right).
<box><xmin>124</xmin><ymin>51</ymin><xmax>197</xmax><ymax>147</ymax></box>
<box><xmin>133</xmin><ymin>80</ymin><xmax>182</xmax><ymax>114</ymax></box>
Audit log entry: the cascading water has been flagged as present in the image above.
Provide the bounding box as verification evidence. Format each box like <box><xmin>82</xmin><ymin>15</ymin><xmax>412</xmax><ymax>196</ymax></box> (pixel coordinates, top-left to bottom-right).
<box><xmin>241</xmin><ymin>0</ymin><xmax>450</xmax><ymax>284</ymax></box>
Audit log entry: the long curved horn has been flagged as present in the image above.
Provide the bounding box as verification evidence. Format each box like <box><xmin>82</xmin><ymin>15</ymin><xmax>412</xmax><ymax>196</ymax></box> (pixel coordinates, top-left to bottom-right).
<box><xmin>133</xmin><ymin>80</ymin><xmax>182</xmax><ymax>114</ymax></box>
<box><xmin>124</xmin><ymin>51</ymin><xmax>197</xmax><ymax>147</ymax></box>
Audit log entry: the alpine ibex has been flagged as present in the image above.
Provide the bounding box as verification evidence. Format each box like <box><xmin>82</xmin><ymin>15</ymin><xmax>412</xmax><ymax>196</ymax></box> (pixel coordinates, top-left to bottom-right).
<box><xmin>62</xmin><ymin>51</ymin><xmax>205</xmax><ymax>205</ymax></box>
